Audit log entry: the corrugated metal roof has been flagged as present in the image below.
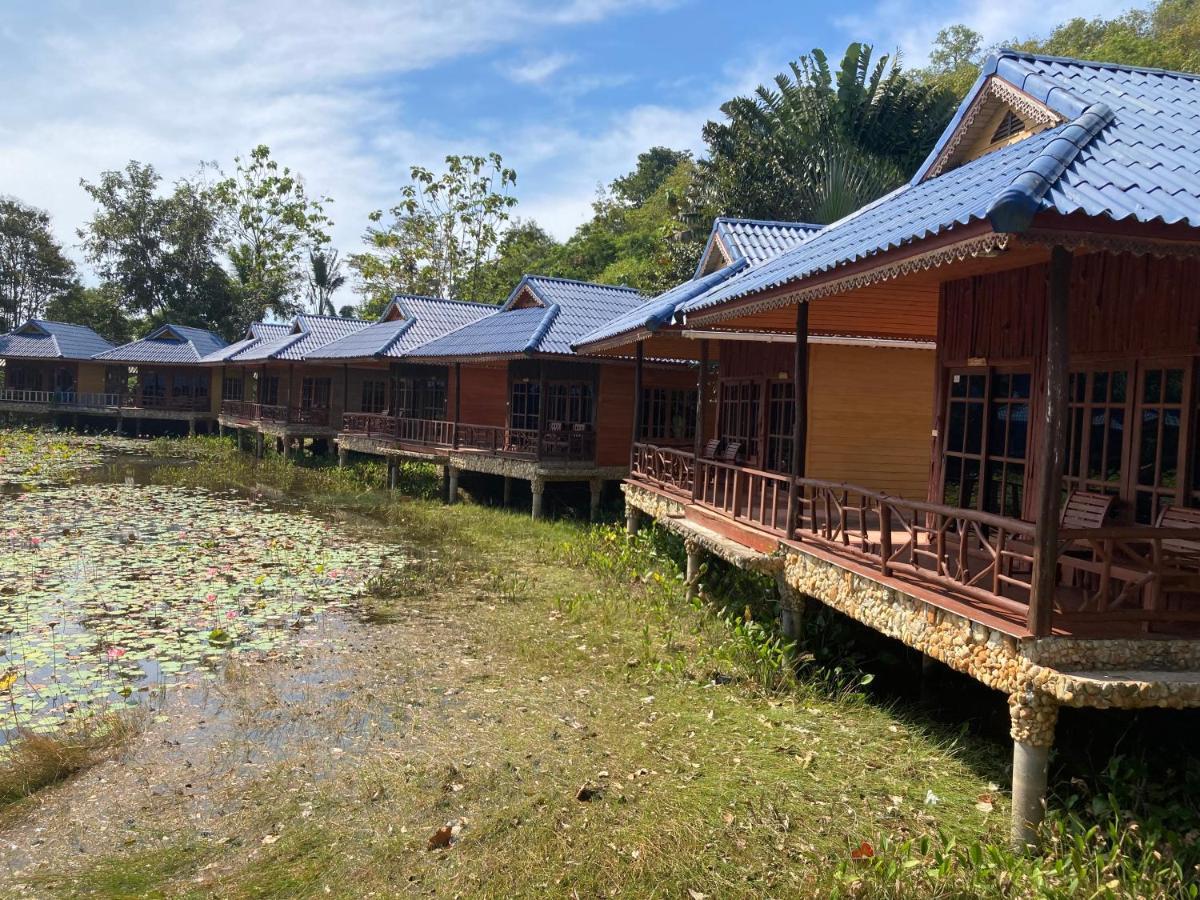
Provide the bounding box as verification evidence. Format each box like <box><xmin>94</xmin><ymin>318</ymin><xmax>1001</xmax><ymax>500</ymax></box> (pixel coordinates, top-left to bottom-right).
<box><xmin>0</xmin><ymin>320</ymin><xmax>114</xmax><ymax>360</ymax></box>
<box><xmin>228</xmin><ymin>314</ymin><xmax>369</xmax><ymax>362</ymax></box>
<box><xmin>406</xmin><ymin>276</ymin><xmax>645</xmax><ymax>359</ymax></box>
<box><xmin>94</xmin><ymin>323</ymin><xmax>227</xmax><ymax>364</ymax></box>
<box><xmin>683</xmin><ymin>50</ymin><xmax>1200</xmax><ymax>318</ymax></box>
<box><xmin>307</xmin><ymin>295</ymin><xmax>495</xmax><ymax>360</ymax></box>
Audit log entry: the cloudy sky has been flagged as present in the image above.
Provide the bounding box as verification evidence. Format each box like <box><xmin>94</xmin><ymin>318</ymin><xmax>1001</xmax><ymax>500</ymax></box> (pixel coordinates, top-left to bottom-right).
<box><xmin>3</xmin><ymin>0</ymin><xmax>1141</xmax><ymax>273</ymax></box>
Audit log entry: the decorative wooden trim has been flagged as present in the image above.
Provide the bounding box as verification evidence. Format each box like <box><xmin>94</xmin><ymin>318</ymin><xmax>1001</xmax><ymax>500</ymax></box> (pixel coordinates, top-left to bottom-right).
<box><xmin>1021</xmin><ymin>228</ymin><xmax>1200</xmax><ymax>259</ymax></box>
<box><xmin>683</xmin><ymin>231</ymin><xmax>1011</xmax><ymax>327</ymax></box>
<box><xmin>925</xmin><ymin>78</ymin><xmax>1064</xmax><ymax>180</ymax></box>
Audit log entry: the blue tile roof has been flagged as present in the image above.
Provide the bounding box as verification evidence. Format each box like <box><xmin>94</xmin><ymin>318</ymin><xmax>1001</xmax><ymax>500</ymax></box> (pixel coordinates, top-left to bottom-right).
<box><xmin>697</xmin><ymin>218</ymin><xmax>821</xmax><ymax>275</ymax></box>
<box><xmin>94</xmin><ymin>324</ymin><xmax>227</xmax><ymax>364</ymax></box>
<box><xmin>228</xmin><ymin>314</ymin><xmax>369</xmax><ymax>362</ymax></box>
<box><xmin>0</xmin><ymin>320</ymin><xmax>114</xmax><ymax>360</ymax></box>
<box><xmin>682</xmin><ymin>50</ymin><xmax>1200</xmax><ymax>320</ymax></box>
<box><xmin>200</xmin><ymin>322</ymin><xmax>291</xmax><ymax>363</ymax></box>
<box><xmin>405</xmin><ymin>276</ymin><xmax>645</xmax><ymax>360</ymax></box>
<box><xmin>307</xmin><ymin>295</ymin><xmax>495</xmax><ymax>361</ymax></box>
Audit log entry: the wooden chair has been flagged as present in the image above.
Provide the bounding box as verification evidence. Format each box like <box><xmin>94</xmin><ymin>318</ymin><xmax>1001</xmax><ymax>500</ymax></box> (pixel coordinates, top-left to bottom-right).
<box><xmin>701</xmin><ymin>438</ymin><xmax>721</xmax><ymax>459</ymax></box>
<box><xmin>1156</xmin><ymin>505</ymin><xmax>1200</xmax><ymax>559</ymax></box>
<box><xmin>1060</xmin><ymin>490</ymin><xmax>1116</xmax><ymax>530</ymax></box>
<box><xmin>720</xmin><ymin>441</ymin><xmax>742</xmax><ymax>464</ymax></box>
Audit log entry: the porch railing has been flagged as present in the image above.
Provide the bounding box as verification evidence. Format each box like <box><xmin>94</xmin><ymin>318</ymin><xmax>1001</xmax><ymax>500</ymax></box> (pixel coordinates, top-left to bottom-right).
<box><xmin>339</xmin><ymin>415</ymin><xmax>596</xmax><ymax>462</ymax></box>
<box><xmin>630</xmin><ymin>443</ymin><xmax>1200</xmax><ymax>638</ymax></box>
<box><xmin>221</xmin><ymin>400</ymin><xmax>260</xmax><ymax>420</ymax></box>
<box><xmin>0</xmin><ymin>389</ymin><xmax>122</xmax><ymax>409</ymax></box>
<box><xmin>223</xmin><ymin>401</ymin><xmax>329</xmax><ymax>426</ymax></box>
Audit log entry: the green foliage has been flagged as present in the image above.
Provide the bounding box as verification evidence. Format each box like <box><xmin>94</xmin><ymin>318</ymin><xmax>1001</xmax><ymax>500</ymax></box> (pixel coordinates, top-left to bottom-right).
<box><xmin>305</xmin><ymin>247</ymin><xmax>347</xmax><ymax>315</ymax></box>
<box><xmin>213</xmin><ymin>144</ymin><xmax>334</xmax><ymax>325</ymax></box>
<box><xmin>696</xmin><ymin>43</ymin><xmax>954</xmax><ymax>225</ymax></box>
<box><xmin>0</xmin><ymin>197</ymin><xmax>79</xmax><ymax>331</ymax></box>
<box><xmin>468</xmin><ymin>219</ymin><xmax>561</xmax><ymax>306</ymax></box>
<box><xmin>349</xmin><ymin>153</ymin><xmax>517</xmax><ymax>309</ymax></box>
<box><xmin>43</xmin><ymin>283</ymin><xmax>134</xmax><ymax>345</ymax></box>
<box><xmin>77</xmin><ymin>161</ymin><xmax>239</xmax><ymax>337</ymax></box>
<box><xmin>917</xmin><ymin>24</ymin><xmax>987</xmax><ymax>99</ymax></box>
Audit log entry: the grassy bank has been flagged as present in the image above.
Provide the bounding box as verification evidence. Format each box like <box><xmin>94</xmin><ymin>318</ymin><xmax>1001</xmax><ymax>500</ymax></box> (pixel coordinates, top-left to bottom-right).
<box><xmin>14</xmin><ymin>436</ymin><xmax>1200</xmax><ymax>897</ymax></box>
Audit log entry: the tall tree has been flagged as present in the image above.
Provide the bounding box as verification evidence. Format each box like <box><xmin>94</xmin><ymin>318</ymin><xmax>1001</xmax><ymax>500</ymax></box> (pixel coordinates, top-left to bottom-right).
<box><xmin>610</xmin><ymin>147</ymin><xmax>692</xmax><ymax>208</ymax></box>
<box><xmin>306</xmin><ymin>247</ymin><xmax>347</xmax><ymax>316</ymax></box>
<box><xmin>350</xmin><ymin>153</ymin><xmax>517</xmax><ymax>309</ymax></box>
<box><xmin>43</xmin><ymin>283</ymin><xmax>134</xmax><ymax>345</ymax></box>
<box><xmin>470</xmin><ymin>220</ymin><xmax>560</xmax><ymax>306</ymax></box>
<box><xmin>78</xmin><ymin>162</ymin><xmax>237</xmax><ymax>335</ymax></box>
<box><xmin>0</xmin><ymin>198</ymin><xmax>79</xmax><ymax>331</ymax></box>
<box><xmin>213</xmin><ymin>145</ymin><xmax>333</xmax><ymax>323</ymax></box>
<box><xmin>696</xmin><ymin>43</ymin><xmax>954</xmax><ymax>223</ymax></box>
<box><xmin>919</xmin><ymin>25</ymin><xmax>986</xmax><ymax>98</ymax></box>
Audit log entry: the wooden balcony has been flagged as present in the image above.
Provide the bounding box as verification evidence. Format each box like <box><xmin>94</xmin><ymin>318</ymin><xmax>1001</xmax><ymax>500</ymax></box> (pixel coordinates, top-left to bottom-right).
<box><xmin>1</xmin><ymin>389</ymin><xmax>210</xmax><ymax>414</ymax></box>
<box><xmin>340</xmin><ymin>415</ymin><xmax>597</xmax><ymax>463</ymax></box>
<box><xmin>630</xmin><ymin>442</ymin><xmax>1200</xmax><ymax>640</ymax></box>
<box><xmin>221</xmin><ymin>401</ymin><xmax>330</xmax><ymax>427</ymax></box>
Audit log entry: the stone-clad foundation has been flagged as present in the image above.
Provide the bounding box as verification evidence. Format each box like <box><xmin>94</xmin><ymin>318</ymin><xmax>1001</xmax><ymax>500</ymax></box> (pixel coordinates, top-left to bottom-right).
<box><xmin>622</xmin><ymin>482</ymin><xmax>1200</xmax><ymax>846</ymax></box>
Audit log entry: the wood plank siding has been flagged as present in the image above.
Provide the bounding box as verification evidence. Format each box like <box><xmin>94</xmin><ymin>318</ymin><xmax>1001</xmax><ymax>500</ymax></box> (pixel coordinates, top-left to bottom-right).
<box><xmin>806</xmin><ymin>343</ymin><xmax>935</xmax><ymax>499</ymax></box>
<box><xmin>453</xmin><ymin>363</ymin><xmax>508</xmax><ymax>428</ymax></box>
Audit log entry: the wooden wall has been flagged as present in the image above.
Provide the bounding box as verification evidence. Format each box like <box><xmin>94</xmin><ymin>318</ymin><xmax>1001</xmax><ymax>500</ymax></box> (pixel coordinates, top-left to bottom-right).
<box><xmin>806</xmin><ymin>344</ymin><xmax>936</xmax><ymax>499</ymax></box>
<box><xmin>932</xmin><ymin>250</ymin><xmax>1200</xmax><ymax>518</ymax></box>
<box><xmin>453</xmin><ymin>363</ymin><xmax>508</xmax><ymax>427</ymax></box>
<box><xmin>77</xmin><ymin>362</ymin><xmax>106</xmax><ymax>394</ymax></box>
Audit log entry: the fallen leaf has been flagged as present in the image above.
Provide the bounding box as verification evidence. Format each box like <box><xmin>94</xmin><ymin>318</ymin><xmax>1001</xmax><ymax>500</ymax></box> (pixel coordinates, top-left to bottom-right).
<box><xmin>427</xmin><ymin>826</ymin><xmax>454</xmax><ymax>851</ymax></box>
<box><xmin>850</xmin><ymin>841</ymin><xmax>874</xmax><ymax>860</ymax></box>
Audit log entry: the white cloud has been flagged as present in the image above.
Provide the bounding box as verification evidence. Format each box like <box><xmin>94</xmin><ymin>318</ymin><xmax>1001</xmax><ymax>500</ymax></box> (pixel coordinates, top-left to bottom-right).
<box><xmin>0</xmin><ymin>0</ymin><xmax>682</xmax><ymax>279</ymax></box>
<box><xmin>834</xmin><ymin>0</ymin><xmax>1149</xmax><ymax>67</ymax></box>
<box><xmin>500</xmin><ymin>52</ymin><xmax>576</xmax><ymax>86</ymax></box>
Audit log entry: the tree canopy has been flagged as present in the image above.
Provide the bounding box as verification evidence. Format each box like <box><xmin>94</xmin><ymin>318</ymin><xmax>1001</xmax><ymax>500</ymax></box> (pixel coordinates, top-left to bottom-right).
<box><xmin>0</xmin><ymin>198</ymin><xmax>79</xmax><ymax>332</ymax></box>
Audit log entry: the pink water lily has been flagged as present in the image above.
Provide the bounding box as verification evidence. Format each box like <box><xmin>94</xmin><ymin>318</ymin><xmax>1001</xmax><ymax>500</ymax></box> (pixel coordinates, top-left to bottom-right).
<box><xmin>106</xmin><ymin>647</ymin><xmax>126</xmax><ymax>660</ymax></box>
<box><xmin>205</xmin><ymin>592</ymin><xmax>217</xmax><ymax>603</ymax></box>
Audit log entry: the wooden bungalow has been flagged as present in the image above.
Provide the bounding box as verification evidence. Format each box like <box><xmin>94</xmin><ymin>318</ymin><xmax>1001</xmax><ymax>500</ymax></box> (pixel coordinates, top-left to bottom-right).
<box><xmin>586</xmin><ymin>52</ymin><xmax>1200</xmax><ymax>845</ymax></box>
<box><xmin>0</xmin><ymin>320</ymin><xmax>117</xmax><ymax>422</ymax></box>
<box><xmin>335</xmin><ymin>276</ymin><xmax>696</xmax><ymax>518</ymax></box>
<box><xmin>214</xmin><ymin>315</ymin><xmax>369</xmax><ymax>455</ymax></box>
<box><xmin>78</xmin><ymin>324</ymin><xmax>228</xmax><ymax>433</ymax></box>
<box><xmin>306</xmin><ymin>294</ymin><xmax>495</xmax><ymax>464</ymax></box>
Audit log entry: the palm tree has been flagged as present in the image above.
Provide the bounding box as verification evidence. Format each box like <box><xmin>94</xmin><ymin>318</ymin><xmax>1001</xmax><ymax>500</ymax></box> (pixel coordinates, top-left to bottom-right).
<box><xmin>306</xmin><ymin>248</ymin><xmax>346</xmax><ymax>316</ymax></box>
<box><xmin>698</xmin><ymin>43</ymin><xmax>955</xmax><ymax>224</ymax></box>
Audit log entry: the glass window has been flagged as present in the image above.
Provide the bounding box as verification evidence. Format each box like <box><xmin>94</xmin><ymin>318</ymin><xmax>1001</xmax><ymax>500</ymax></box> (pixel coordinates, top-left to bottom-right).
<box><xmin>765</xmin><ymin>381</ymin><xmax>795</xmax><ymax>473</ymax></box>
<box><xmin>1135</xmin><ymin>366</ymin><xmax>1185</xmax><ymax>524</ymax></box>
<box><xmin>719</xmin><ymin>380</ymin><xmax>761</xmax><ymax>462</ymax></box>
<box><xmin>510</xmin><ymin>382</ymin><xmax>540</xmax><ymax>431</ymax></box>
<box><xmin>640</xmin><ymin>388</ymin><xmax>697</xmax><ymax>443</ymax></box>
<box><xmin>943</xmin><ymin>370</ymin><xmax>1029</xmax><ymax>518</ymax></box>
<box><xmin>361</xmin><ymin>379</ymin><xmax>386</xmax><ymax>414</ymax></box>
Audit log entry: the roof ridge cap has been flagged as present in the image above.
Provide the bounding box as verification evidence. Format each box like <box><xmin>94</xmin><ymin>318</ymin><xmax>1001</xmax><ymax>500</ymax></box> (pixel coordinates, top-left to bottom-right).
<box><xmin>525</xmin><ymin>273</ymin><xmax>640</xmax><ymax>292</ymax></box>
<box><xmin>716</xmin><ymin>216</ymin><xmax>823</xmax><ymax>230</ymax></box>
<box><xmin>987</xmin><ymin>102</ymin><xmax>1114</xmax><ymax>232</ymax></box>
<box><xmin>994</xmin><ymin>48</ymin><xmax>1200</xmax><ymax>81</ymax></box>
<box><xmin>524</xmin><ymin>303</ymin><xmax>561</xmax><ymax>353</ymax></box>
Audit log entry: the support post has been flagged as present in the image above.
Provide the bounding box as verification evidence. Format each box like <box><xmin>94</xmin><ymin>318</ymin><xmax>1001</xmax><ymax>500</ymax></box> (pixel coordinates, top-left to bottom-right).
<box><xmin>447</xmin><ymin>466</ymin><xmax>460</xmax><ymax>504</ymax></box>
<box><xmin>1009</xmin><ymin>689</ymin><xmax>1059</xmax><ymax>848</ymax></box>
<box><xmin>774</xmin><ymin>571</ymin><xmax>805</xmax><ymax>640</ymax></box>
<box><xmin>692</xmin><ymin>339</ymin><xmax>709</xmax><ymax>503</ymax></box>
<box><xmin>1029</xmin><ymin>246</ymin><xmax>1072</xmax><ymax>637</ymax></box>
<box><xmin>631</xmin><ymin>343</ymin><xmax>644</xmax><ymax>458</ymax></box>
<box><xmin>282</xmin><ymin>437</ymin><xmax>291</xmax><ymax>460</ymax></box>
<box><xmin>589</xmin><ymin>478</ymin><xmax>603</xmax><ymax>522</ymax></box>
<box><xmin>531</xmin><ymin>478</ymin><xmax>545</xmax><ymax>520</ymax></box>
<box><xmin>785</xmin><ymin>303</ymin><xmax>809</xmax><ymax>540</ymax></box>
<box><xmin>255</xmin><ymin>431</ymin><xmax>264</xmax><ymax>459</ymax></box>
<box><xmin>218</xmin><ymin>421</ymin><xmax>225</xmax><ymax>437</ymax></box>
<box><xmin>387</xmin><ymin>459</ymin><xmax>399</xmax><ymax>490</ymax></box>
<box><xmin>441</xmin><ymin>465</ymin><xmax>451</xmax><ymax>503</ymax></box>
<box><xmin>337</xmin><ymin>445</ymin><xmax>348</xmax><ymax>468</ymax></box>
<box><xmin>537</xmin><ymin>361</ymin><xmax>548</xmax><ymax>461</ymax></box>
<box><xmin>685</xmin><ymin>539</ymin><xmax>702</xmax><ymax>602</ymax></box>
<box><xmin>453</xmin><ymin>362</ymin><xmax>461</xmax><ymax>449</ymax></box>
<box><xmin>236</xmin><ymin>429</ymin><xmax>243</xmax><ymax>452</ymax></box>
<box><xmin>502</xmin><ymin>476</ymin><xmax>513</xmax><ymax>506</ymax></box>
<box><xmin>188</xmin><ymin>417</ymin><xmax>196</xmax><ymax>438</ymax></box>
<box><xmin>625</xmin><ymin>504</ymin><xmax>641</xmax><ymax>536</ymax></box>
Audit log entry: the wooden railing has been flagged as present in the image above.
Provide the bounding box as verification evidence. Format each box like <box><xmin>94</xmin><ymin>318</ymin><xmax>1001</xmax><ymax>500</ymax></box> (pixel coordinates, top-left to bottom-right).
<box><xmin>396</xmin><ymin>416</ymin><xmax>456</xmax><ymax>448</ymax></box>
<box><xmin>287</xmin><ymin>406</ymin><xmax>330</xmax><ymax>427</ymax></box>
<box><xmin>456</xmin><ymin>423</ymin><xmax>540</xmax><ymax>458</ymax></box>
<box><xmin>221</xmin><ymin>400</ymin><xmax>260</xmax><ymax>420</ymax></box>
<box><xmin>136</xmin><ymin>394</ymin><xmax>211</xmax><ymax>412</ymax></box>
<box><xmin>341</xmin><ymin>412</ymin><xmax>397</xmax><ymax>437</ymax></box>
<box><xmin>629</xmin><ymin>444</ymin><xmax>1200</xmax><ymax>638</ymax></box>
<box><xmin>0</xmin><ymin>389</ymin><xmax>122</xmax><ymax>408</ymax></box>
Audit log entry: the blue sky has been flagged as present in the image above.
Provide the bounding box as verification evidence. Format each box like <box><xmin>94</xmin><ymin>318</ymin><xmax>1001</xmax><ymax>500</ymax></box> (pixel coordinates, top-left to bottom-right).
<box><xmin>2</xmin><ymin>0</ymin><xmax>1140</xmax><ymax>275</ymax></box>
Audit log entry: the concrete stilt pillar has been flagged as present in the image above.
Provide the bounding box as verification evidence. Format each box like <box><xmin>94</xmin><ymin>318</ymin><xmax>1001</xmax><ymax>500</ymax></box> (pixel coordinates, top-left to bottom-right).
<box><xmin>236</xmin><ymin>429</ymin><xmax>243</xmax><ymax>451</ymax></box>
<box><xmin>589</xmin><ymin>478</ymin><xmax>603</xmax><ymax>522</ymax></box>
<box><xmin>282</xmin><ymin>437</ymin><xmax>291</xmax><ymax>460</ymax></box>
<box><xmin>388</xmin><ymin>460</ymin><xmax>399</xmax><ymax>490</ymax></box>
<box><xmin>447</xmin><ymin>466</ymin><xmax>460</xmax><ymax>504</ymax></box>
<box><xmin>502</xmin><ymin>476</ymin><xmax>513</xmax><ymax>507</ymax></box>
<box><xmin>774</xmin><ymin>571</ymin><xmax>805</xmax><ymax>641</ymax></box>
<box><xmin>255</xmin><ymin>432</ymin><xmax>265</xmax><ymax>459</ymax></box>
<box><xmin>684</xmin><ymin>539</ymin><xmax>703</xmax><ymax>602</ymax></box>
<box><xmin>531</xmin><ymin>478</ymin><xmax>545</xmax><ymax>520</ymax></box>
<box><xmin>218</xmin><ymin>422</ymin><xmax>225</xmax><ymax>437</ymax></box>
<box><xmin>337</xmin><ymin>446</ymin><xmax>348</xmax><ymax>468</ymax></box>
<box><xmin>625</xmin><ymin>505</ymin><xmax>641</xmax><ymax>536</ymax></box>
<box><xmin>1008</xmin><ymin>689</ymin><xmax>1059</xmax><ymax>849</ymax></box>
<box><xmin>188</xmin><ymin>418</ymin><xmax>196</xmax><ymax>437</ymax></box>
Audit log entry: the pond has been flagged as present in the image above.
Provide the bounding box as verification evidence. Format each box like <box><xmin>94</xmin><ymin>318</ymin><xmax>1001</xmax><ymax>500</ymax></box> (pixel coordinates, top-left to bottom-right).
<box><xmin>0</xmin><ymin>431</ymin><xmax>392</xmax><ymax>737</ymax></box>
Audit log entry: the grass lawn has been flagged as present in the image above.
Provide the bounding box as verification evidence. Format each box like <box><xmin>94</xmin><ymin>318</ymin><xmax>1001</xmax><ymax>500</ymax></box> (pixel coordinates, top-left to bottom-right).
<box><xmin>4</xmin><ymin>436</ymin><xmax>1197</xmax><ymax>898</ymax></box>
